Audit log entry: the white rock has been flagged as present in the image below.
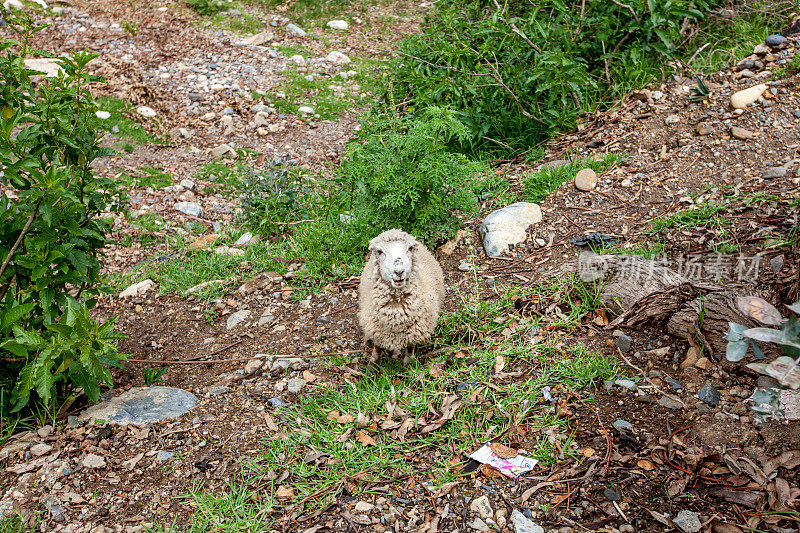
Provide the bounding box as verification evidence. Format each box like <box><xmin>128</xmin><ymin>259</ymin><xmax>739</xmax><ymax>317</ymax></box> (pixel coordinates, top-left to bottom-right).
<box><xmin>327</xmin><ymin>20</ymin><xmax>349</xmax><ymax>30</ymax></box>
<box><xmin>479</xmin><ymin>202</ymin><xmax>542</xmax><ymax>257</ymax></box>
<box><xmin>119</xmin><ymin>279</ymin><xmax>155</xmax><ymax>298</ymax></box>
<box><xmin>510</xmin><ymin>510</ymin><xmax>544</xmax><ymax>533</ymax></box>
<box><xmin>287</xmin><ymin>378</ymin><xmax>306</xmax><ymax>393</ymax></box>
<box><xmin>209</xmin><ymin>143</ymin><xmax>236</xmax><ymax>159</ymax></box>
<box><xmin>212</xmin><ymin>246</ymin><xmax>246</xmax><ymax>256</ymax></box>
<box><xmin>23</xmin><ymin>58</ymin><xmax>62</xmax><ymax>77</ymax></box>
<box><xmin>469</xmin><ymin>496</ymin><xmax>493</xmax><ymax>520</ymax></box>
<box><xmin>574</xmin><ymin>168</ymin><xmax>597</xmax><ymax>191</ymax></box>
<box><xmin>285</xmin><ymin>23</ymin><xmax>306</xmax><ymax>37</ymax></box>
<box><xmin>95</xmin><ymin>111</ymin><xmax>111</xmax><ymax>119</ymax></box>
<box><xmin>326</xmin><ymin>51</ymin><xmax>351</xmax><ymax>65</ymax></box>
<box><xmin>180</xmin><ymin>179</ymin><xmax>196</xmax><ymax>191</ymax></box>
<box><xmin>245</xmin><ymin>359</ymin><xmax>263</xmax><ymax>374</ymax></box>
<box><xmin>730</xmin><ymin>83</ymin><xmax>767</xmax><ymax>109</ymax></box>
<box><xmin>297</xmin><ymin>106</ymin><xmax>314</xmax><ymax>115</ymax></box>
<box><xmin>254</xmin><ymin>111</ymin><xmax>271</xmax><ymax>127</ymax></box>
<box><xmin>3</xmin><ymin>0</ymin><xmax>23</xmax><ymax>9</ymax></box>
<box><xmin>234</xmin><ymin>232</ymin><xmax>254</xmax><ymax>246</ymax></box>
<box><xmin>290</xmin><ymin>54</ymin><xmax>306</xmax><ymax>66</ymax></box>
<box><xmin>353</xmin><ymin>501</ymin><xmax>374</xmax><ymax>512</ymax></box>
<box><xmin>136</xmin><ymin>106</ymin><xmax>157</xmax><ymax>118</ymax></box>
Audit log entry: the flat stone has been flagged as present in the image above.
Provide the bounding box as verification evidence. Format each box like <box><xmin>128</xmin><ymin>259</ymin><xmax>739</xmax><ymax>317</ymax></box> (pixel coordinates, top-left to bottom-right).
<box><xmin>234</xmin><ymin>232</ymin><xmax>254</xmax><ymax>246</ymax></box>
<box><xmin>468</xmin><ymin>518</ymin><xmax>490</xmax><ymax>532</ymax></box>
<box><xmin>614</xmin><ymin>333</ymin><xmax>633</xmax><ymax>353</ymax></box>
<box><xmin>82</xmin><ymin>453</ymin><xmax>106</xmax><ymax>469</ymax></box>
<box><xmin>730</xmin><ymin>126</ymin><xmax>754</xmax><ymax>140</ymax></box>
<box><xmin>285</xmin><ymin>23</ymin><xmax>306</xmax><ymax>37</ymax></box>
<box><xmin>657</xmin><ymin>395</ymin><xmax>683</xmax><ymax>410</ymax></box>
<box><xmin>297</xmin><ymin>106</ymin><xmax>314</xmax><ymax>115</ymax></box>
<box><xmin>730</xmin><ymin>84</ymin><xmax>767</xmax><ymax>109</ymax></box>
<box><xmin>479</xmin><ymin>202</ymin><xmax>542</xmax><ymax>257</ymax></box>
<box><xmin>180</xmin><ymin>179</ymin><xmax>196</xmax><ymax>191</ymax></box>
<box><xmin>155</xmin><ymin>451</ymin><xmax>175</xmax><ymax>463</ymax></box>
<box><xmin>353</xmin><ymin>501</ymin><xmax>374</xmax><ymax>513</ymax></box>
<box><xmin>78</xmin><ymin>386</ymin><xmax>197</xmax><ymax>425</ymax></box>
<box><xmin>510</xmin><ymin>509</ymin><xmax>544</xmax><ymax>533</ymax></box>
<box><xmin>762</xmin><ymin>166</ymin><xmax>787</xmax><ymax>179</ymax></box>
<box><xmin>697</xmin><ymin>382</ymin><xmax>720</xmax><ymax>406</ymax></box>
<box><xmin>615</xmin><ymin>379</ymin><xmax>636</xmax><ymax>390</ymax></box>
<box><xmin>695</xmin><ymin>122</ymin><xmax>712</xmax><ymax>135</ymax></box>
<box><xmin>209</xmin><ymin>385</ymin><xmax>230</xmax><ymax>396</ymax></box>
<box><xmin>287</xmin><ymin>378</ymin><xmax>306</xmax><ymax>393</ymax></box>
<box><xmin>770</xmin><ymin>255</ymin><xmax>784</xmax><ymax>273</ymax></box>
<box><xmin>226</xmin><ymin>309</ymin><xmax>251</xmax><ymax>329</ymax></box>
<box><xmin>210</xmin><ymin>143</ymin><xmax>237</xmax><ymax>159</ymax></box>
<box><xmin>175</xmin><ymin>201</ymin><xmax>203</xmax><ymax>218</ymax></box>
<box><xmin>665</xmin><ymin>114</ymin><xmax>681</xmax><ymax>124</ymax></box>
<box><xmin>327</xmin><ymin>20</ymin><xmax>349</xmax><ymax>30</ymax></box>
<box><xmin>31</xmin><ymin>443</ymin><xmax>53</xmax><ymax>456</ymax></box>
<box><xmin>574</xmin><ymin>168</ymin><xmax>597</xmax><ymax>191</ymax></box>
<box><xmin>119</xmin><ymin>279</ymin><xmax>155</xmax><ymax>298</ymax></box>
<box><xmin>695</xmin><ymin>357</ymin><xmax>712</xmax><ymax>370</ymax></box>
<box><xmin>244</xmin><ymin>31</ymin><xmax>274</xmax><ymax>46</ymax></box>
<box><xmin>469</xmin><ymin>495</ymin><xmax>493</xmax><ymax>520</ymax></box>
<box><xmin>681</xmin><ymin>346</ymin><xmax>700</xmax><ymax>368</ymax></box>
<box><xmin>673</xmin><ymin>510</ymin><xmax>702</xmax><ymax>533</ymax></box>
<box><xmin>245</xmin><ymin>359</ymin><xmax>264</xmax><ymax>374</ymax></box>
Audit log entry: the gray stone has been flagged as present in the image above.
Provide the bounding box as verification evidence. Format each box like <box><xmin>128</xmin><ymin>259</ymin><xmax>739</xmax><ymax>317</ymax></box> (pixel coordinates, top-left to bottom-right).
<box><xmin>614</xmin><ymin>333</ymin><xmax>633</xmax><ymax>353</ymax></box>
<box><xmin>770</xmin><ymin>254</ymin><xmax>784</xmax><ymax>273</ymax></box>
<box><xmin>316</xmin><ymin>315</ymin><xmax>331</xmax><ymax>325</ymax></box>
<box><xmin>210</xmin><ymin>143</ymin><xmax>236</xmax><ymax>159</ymax></box>
<box><xmin>697</xmin><ymin>382</ymin><xmax>720</xmax><ymax>406</ymax></box>
<box><xmin>82</xmin><ymin>453</ymin><xmax>106</xmax><ymax>468</ymax></box>
<box><xmin>285</xmin><ymin>23</ymin><xmax>306</xmax><ymax>37</ymax></box>
<box><xmin>612</xmin><ymin>420</ymin><xmax>633</xmax><ymax>431</ymax></box>
<box><xmin>479</xmin><ymin>202</ymin><xmax>542</xmax><ymax>257</ymax></box>
<box><xmin>226</xmin><ymin>309</ymin><xmax>251</xmax><ymax>329</ymax></box>
<box><xmin>119</xmin><ymin>279</ymin><xmax>155</xmax><ymax>298</ymax></box>
<box><xmin>664</xmin><ymin>376</ymin><xmax>683</xmax><ymax>390</ymax></box>
<box><xmin>458</xmin><ymin>259</ymin><xmax>476</xmax><ymax>272</ymax></box>
<box><xmin>156</xmin><ymin>451</ymin><xmax>175</xmax><ymax>463</ymax></box>
<box><xmin>765</xmin><ymin>34</ymin><xmax>787</xmax><ymax>47</ymax></box>
<box><xmin>244</xmin><ymin>31</ymin><xmax>274</xmax><ymax>46</ymax></box>
<box><xmin>287</xmin><ymin>378</ymin><xmax>306</xmax><ymax>393</ymax></box>
<box><xmin>267</xmin><ymin>397</ymin><xmax>286</xmax><ymax>409</ymax></box>
<box><xmin>757</xmin><ymin>375</ymin><xmax>780</xmax><ymax>388</ymax></box>
<box><xmin>353</xmin><ymin>501</ymin><xmax>374</xmax><ymax>512</ymax></box>
<box><xmin>180</xmin><ymin>179</ymin><xmax>196</xmax><ymax>191</ymax></box>
<box><xmin>469</xmin><ymin>495</ymin><xmax>493</xmax><ymax>520</ymax></box>
<box><xmin>175</xmin><ymin>201</ymin><xmax>203</xmax><ymax>218</ymax></box>
<box><xmin>657</xmin><ymin>395</ymin><xmax>684</xmax><ymax>410</ymax></box>
<box><xmin>510</xmin><ymin>509</ymin><xmax>544</xmax><ymax>533</ymax></box>
<box><xmin>614</xmin><ymin>379</ymin><xmax>636</xmax><ymax>390</ymax></box>
<box><xmin>78</xmin><ymin>387</ymin><xmax>197</xmax><ymax>425</ymax></box>
<box><xmin>468</xmin><ymin>518</ymin><xmax>490</xmax><ymax>532</ymax></box>
<box><xmin>209</xmin><ymin>385</ymin><xmax>230</xmax><ymax>396</ymax></box>
<box><xmin>763</xmin><ymin>166</ymin><xmax>787</xmax><ymax>179</ymax></box>
<box><xmin>673</xmin><ymin>510</ymin><xmax>702</xmax><ymax>533</ymax></box>
<box><xmin>665</xmin><ymin>114</ymin><xmax>681</xmax><ymax>124</ymax></box>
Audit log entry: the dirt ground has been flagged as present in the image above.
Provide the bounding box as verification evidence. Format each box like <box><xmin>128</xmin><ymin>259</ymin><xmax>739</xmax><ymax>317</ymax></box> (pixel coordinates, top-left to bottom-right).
<box><xmin>1</xmin><ymin>1</ymin><xmax>800</xmax><ymax>532</ymax></box>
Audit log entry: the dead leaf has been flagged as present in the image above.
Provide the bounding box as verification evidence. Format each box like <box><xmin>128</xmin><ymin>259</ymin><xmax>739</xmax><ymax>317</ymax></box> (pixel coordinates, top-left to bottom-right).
<box><xmin>275</xmin><ymin>485</ymin><xmax>295</xmax><ymax>499</ymax></box>
<box><xmin>356</xmin><ymin>430</ymin><xmax>376</xmax><ymax>446</ymax></box>
<box><xmin>429</xmin><ymin>362</ymin><xmax>445</xmax><ymax>378</ymax></box>
<box><xmin>637</xmin><ymin>459</ymin><xmax>655</xmax><ymax>471</ymax></box>
<box><xmin>421</xmin><ymin>395</ymin><xmax>462</xmax><ymax>433</ymax></box>
<box><xmin>264</xmin><ymin>413</ymin><xmax>280</xmax><ymax>432</ymax></box>
<box><xmin>667</xmin><ymin>476</ymin><xmax>690</xmax><ymax>497</ymax></box>
<box><xmin>327</xmin><ymin>410</ymin><xmax>341</xmax><ymax>420</ymax></box>
<box><xmin>122</xmin><ymin>453</ymin><xmax>144</xmax><ymax>471</ymax></box>
<box><xmin>770</xmin><ymin>478</ymin><xmax>792</xmax><ymax>511</ymax></box>
<box><xmin>396</xmin><ymin>418</ymin><xmax>414</xmax><ymax>443</ymax></box>
<box><xmin>489</xmin><ymin>442</ymin><xmax>518</xmax><ymax>459</ymax></box>
<box><xmin>302</xmin><ymin>370</ymin><xmax>317</xmax><ymax>383</ymax></box>
<box><xmin>336</xmin><ymin>414</ymin><xmax>354</xmax><ymax>424</ymax></box>
<box><xmin>593</xmin><ymin>309</ymin><xmax>609</xmax><ymax>326</ymax></box>
<box><xmin>710</xmin><ymin>521</ymin><xmax>744</xmax><ymax>533</ymax></box>
<box><xmin>494</xmin><ymin>354</ymin><xmax>505</xmax><ymax>374</ymax></box>
<box><xmin>762</xmin><ymin>450</ymin><xmax>800</xmax><ymax>475</ymax></box>
<box><xmin>580</xmin><ymin>447</ymin><xmax>596</xmax><ymax>458</ymax></box>
<box><xmin>357</xmin><ymin>412</ymin><xmax>370</xmax><ymax>428</ymax></box>
<box><xmin>480</xmin><ymin>464</ymin><xmax>503</xmax><ymax>478</ymax></box>
<box><xmin>335</xmin><ymin>427</ymin><xmax>353</xmax><ymax>443</ymax></box>
<box><xmin>737</xmin><ymin>296</ymin><xmax>784</xmax><ymax>325</ymax></box>
<box><xmin>708</xmin><ymin>487</ymin><xmax>764</xmax><ymax>508</ymax></box>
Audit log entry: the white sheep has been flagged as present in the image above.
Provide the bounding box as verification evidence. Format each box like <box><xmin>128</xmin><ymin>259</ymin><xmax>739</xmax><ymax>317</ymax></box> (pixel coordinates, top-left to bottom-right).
<box><xmin>358</xmin><ymin>229</ymin><xmax>446</xmax><ymax>362</ymax></box>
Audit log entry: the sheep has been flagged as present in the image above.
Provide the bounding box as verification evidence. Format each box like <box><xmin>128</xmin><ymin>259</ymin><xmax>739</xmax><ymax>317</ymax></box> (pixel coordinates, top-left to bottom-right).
<box><xmin>358</xmin><ymin>229</ymin><xmax>446</xmax><ymax>363</ymax></box>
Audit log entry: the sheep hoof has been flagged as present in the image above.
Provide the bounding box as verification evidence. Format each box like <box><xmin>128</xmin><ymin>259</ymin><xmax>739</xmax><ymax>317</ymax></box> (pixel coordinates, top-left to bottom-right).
<box><xmin>368</xmin><ymin>344</ymin><xmax>379</xmax><ymax>363</ymax></box>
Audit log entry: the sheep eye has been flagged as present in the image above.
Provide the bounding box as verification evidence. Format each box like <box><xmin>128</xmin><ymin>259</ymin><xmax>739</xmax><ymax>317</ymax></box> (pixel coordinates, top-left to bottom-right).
<box><xmin>408</xmin><ymin>245</ymin><xmax>414</xmax><ymax>252</ymax></box>
<box><xmin>376</xmin><ymin>249</ymin><xmax>383</xmax><ymax>255</ymax></box>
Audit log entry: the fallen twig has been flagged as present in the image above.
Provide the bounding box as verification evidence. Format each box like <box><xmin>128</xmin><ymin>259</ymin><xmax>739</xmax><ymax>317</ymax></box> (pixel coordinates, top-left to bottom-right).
<box><xmin>616</xmin><ymin>347</ymin><xmax>687</xmax><ymax>408</ymax></box>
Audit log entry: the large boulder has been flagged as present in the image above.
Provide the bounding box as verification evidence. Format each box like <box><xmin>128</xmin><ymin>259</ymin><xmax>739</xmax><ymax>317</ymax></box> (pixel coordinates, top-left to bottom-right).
<box><xmin>78</xmin><ymin>386</ymin><xmax>197</xmax><ymax>425</ymax></box>
<box><xmin>479</xmin><ymin>202</ymin><xmax>542</xmax><ymax>257</ymax></box>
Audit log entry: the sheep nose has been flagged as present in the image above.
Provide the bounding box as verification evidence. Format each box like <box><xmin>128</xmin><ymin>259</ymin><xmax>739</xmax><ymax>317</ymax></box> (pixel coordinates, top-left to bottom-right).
<box><xmin>393</xmin><ymin>268</ymin><xmax>404</xmax><ymax>277</ymax></box>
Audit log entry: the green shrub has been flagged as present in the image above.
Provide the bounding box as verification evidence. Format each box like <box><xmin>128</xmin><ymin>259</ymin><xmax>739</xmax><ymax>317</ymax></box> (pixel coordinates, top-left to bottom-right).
<box><xmin>339</xmin><ymin>106</ymin><xmax>483</xmax><ymax>246</ymax></box>
<box><xmin>389</xmin><ymin>0</ymin><xmax>713</xmax><ymax>151</ymax></box>
<box><xmin>187</xmin><ymin>0</ymin><xmax>230</xmax><ymax>16</ymax></box>
<box><xmin>0</xmin><ymin>15</ymin><xmax>125</xmax><ymax>412</ymax></box>
<box><xmin>239</xmin><ymin>161</ymin><xmax>308</xmax><ymax>237</ymax></box>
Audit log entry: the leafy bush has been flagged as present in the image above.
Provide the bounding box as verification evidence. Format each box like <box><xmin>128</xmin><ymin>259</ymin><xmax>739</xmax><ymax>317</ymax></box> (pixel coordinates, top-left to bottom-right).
<box><xmin>726</xmin><ymin>296</ymin><xmax>800</xmax><ymax>422</ymax></box>
<box><xmin>389</xmin><ymin>0</ymin><xmax>713</xmax><ymax>151</ymax></box>
<box><xmin>0</xmin><ymin>16</ymin><xmax>125</xmax><ymax>412</ymax></box>
<box><xmin>339</xmin><ymin>106</ymin><xmax>483</xmax><ymax>246</ymax></box>
<box><xmin>239</xmin><ymin>160</ymin><xmax>308</xmax><ymax>237</ymax></box>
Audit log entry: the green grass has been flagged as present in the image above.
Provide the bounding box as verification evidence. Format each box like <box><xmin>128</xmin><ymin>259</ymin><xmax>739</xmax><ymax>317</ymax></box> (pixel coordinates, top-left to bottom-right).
<box><xmin>648</xmin><ymin>201</ymin><xmax>730</xmax><ymax>233</ymax></box>
<box><xmin>195</xmin><ymin>161</ymin><xmax>253</xmax><ymax>197</ymax></box>
<box><xmin>167</xmin><ymin>340</ymin><xmax>616</xmax><ymax>527</ymax></box>
<box><xmin>262</xmin><ymin>69</ymin><xmax>364</xmax><ymax>120</ymax></box>
<box><xmin>118</xmin><ymin>165</ymin><xmax>173</xmax><ymax>189</ymax></box>
<box><xmin>599</xmin><ymin>239</ymin><xmax>665</xmax><ymax>259</ymax></box>
<box><xmin>523</xmin><ymin>153</ymin><xmax>625</xmax><ymax>204</ymax></box>
<box><xmin>273</xmin><ymin>44</ymin><xmax>311</xmax><ymax>58</ymax></box>
<box><xmin>0</xmin><ymin>513</ymin><xmax>37</xmax><ymax>533</ymax></box>
<box><xmin>197</xmin><ymin>8</ymin><xmax>264</xmax><ymax>35</ymax></box>
<box><xmin>95</xmin><ymin>97</ymin><xmax>163</xmax><ymax>145</ymax></box>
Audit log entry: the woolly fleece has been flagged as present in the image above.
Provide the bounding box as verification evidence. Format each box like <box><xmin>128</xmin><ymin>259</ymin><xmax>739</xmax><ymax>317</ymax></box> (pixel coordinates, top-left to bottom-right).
<box><xmin>358</xmin><ymin>229</ymin><xmax>446</xmax><ymax>353</ymax></box>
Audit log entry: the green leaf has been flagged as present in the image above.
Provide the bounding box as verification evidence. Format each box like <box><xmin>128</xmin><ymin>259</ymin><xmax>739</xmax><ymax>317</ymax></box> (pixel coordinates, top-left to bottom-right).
<box><xmin>726</xmin><ymin>339</ymin><xmax>748</xmax><ymax>362</ymax></box>
<box><xmin>1</xmin><ymin>302</ymin><xmax>35</xmax><ymax>330</ymax></box>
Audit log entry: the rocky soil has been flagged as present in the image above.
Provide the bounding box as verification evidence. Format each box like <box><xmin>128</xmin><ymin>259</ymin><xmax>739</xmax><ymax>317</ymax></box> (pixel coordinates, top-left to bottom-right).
<box><xmin>1</xmin><ymin>1</ymin><xmax>800</xmax><ymax>533</ymax></box>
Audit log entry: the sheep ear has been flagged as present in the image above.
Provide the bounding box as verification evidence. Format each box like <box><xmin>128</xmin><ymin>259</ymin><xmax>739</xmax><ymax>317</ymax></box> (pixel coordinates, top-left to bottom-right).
<box><xmin>408</xmin><ymin>242</ymin><xmax>418</xmax><ymax>252</ymax></box>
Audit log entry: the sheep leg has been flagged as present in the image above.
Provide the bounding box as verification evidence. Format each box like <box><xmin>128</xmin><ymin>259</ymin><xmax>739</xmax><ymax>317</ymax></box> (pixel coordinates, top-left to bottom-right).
<box><xmin>368</xmin><ymin>343</ymin><xmax>379</xmax><ymax>363</ymax></box>
<box><xmin>402</xmin><ymin>346</ymin><xmax>415</xmax><ymax>366</ymax></box>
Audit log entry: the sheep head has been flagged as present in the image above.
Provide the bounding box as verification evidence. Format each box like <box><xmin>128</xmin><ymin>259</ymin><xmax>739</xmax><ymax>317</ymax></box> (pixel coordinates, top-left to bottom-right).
<box><xmin>369</xmin><ymin>231</ymin><xmax>419</xmax><ymax>290</ymax></box>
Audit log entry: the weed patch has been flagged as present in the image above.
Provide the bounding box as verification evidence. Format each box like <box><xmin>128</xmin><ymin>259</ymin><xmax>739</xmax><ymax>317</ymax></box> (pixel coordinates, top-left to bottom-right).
<box><xmin>95</xmin><ymin>97</ymin><xmax>162</xmax><ymax>145</ymax></box>
<box><xmin>523</xmin><ymin>153</ymin><xmax>624</xmax><ymax>204</ymax></box>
